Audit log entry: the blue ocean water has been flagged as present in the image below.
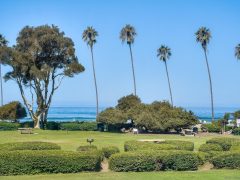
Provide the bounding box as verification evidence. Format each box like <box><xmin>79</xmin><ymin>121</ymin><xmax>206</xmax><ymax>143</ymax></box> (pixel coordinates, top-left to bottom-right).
<box><xmin>20</xmin><ymin>106</ymin><xmax>240</xmax><ymax>122</ymax></box>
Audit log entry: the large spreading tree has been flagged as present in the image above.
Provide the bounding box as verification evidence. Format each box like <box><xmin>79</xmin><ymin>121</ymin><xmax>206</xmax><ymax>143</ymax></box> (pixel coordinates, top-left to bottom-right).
<box><xmin>0</xmin><ymin>25</ymin><xmax>85</xmax><ymax>128</ymax></box>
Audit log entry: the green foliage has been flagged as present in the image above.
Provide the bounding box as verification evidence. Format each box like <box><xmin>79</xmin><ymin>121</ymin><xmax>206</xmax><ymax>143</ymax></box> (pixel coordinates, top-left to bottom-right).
<box><xmin>97</xmin><ymin>108</ymin><xmax>128</xmax><ymax>125</ymax></box>
<box><xmin>0</xmin><ymin>150</ymin><xmax>101</xmax><ymax>175</ymax></box>
<box><xmin>233</xmin><ymin>128</ymin><xmax>240</xmax><ymax>135</ymax></box>
<box><xmin>124</xmin><ymin>140</ymin><xmax>194</xmax><ymax>152</ymax></box>
<box><xmin>199</xmin><ymin>144</ymin><xmax>223</xmax><ymax>152</ymax></box>
<box><xmin>206</xmin><ymin>138</ymin><xmax>240</xmax><ymax>151</ymax></box>
<box><xmin>109</xmin><ymin>151</ymin><xmax>200</xmax><ymax>172</ymax></box>
<box><xmin>0</xmin><ymin>101</ymin><xmax>27</xmax><ymax>121</ymax></box>
<box><xmin>0</xmin><ymin>122</ymin><xmax>20</xmax><ymax>130</ymax></box>
<box><xmin>46</xmin><ymin>121</ymin><xmax>61</xmax><ymax>130</ymax></box>
<box><xmin>212</xmin><ymin>152</ymin><xmax>240</xmax><ymax>169</ymax></box>
<box><xmin>201</xmin><ymin>122</ymin><xmax>221</xmax><ymax>133</ymax></box>
<box><xmin>76</xmin><ymin>145</ymin><xmax>97</xmax><ymax>152</ymax></box>
<box><xmin>60</xmin><ymin>122</ymin><xmax>98</xmax><ymax>131</ymax></box>
<box><xmin>102</xmin><ymin>146</ymin><xmax>120</xmax><ymax>158</ymax></box>
<box><xmin>230</xmin><ymin>145</ymin><xmax>240</xmax><ymax>151</ymax></box>
<box><xmin>0</xmin><ymin>142</ymin><xmax>61</xmax><ymax>151</ymax></box>
<box><xmin>116</xmin><ymin>94</ymin><xmax>141</xmax><ymax>112</ymax></box>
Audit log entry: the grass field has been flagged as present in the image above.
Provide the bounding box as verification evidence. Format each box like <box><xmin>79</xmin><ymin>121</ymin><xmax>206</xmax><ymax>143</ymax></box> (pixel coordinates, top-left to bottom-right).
<box><xmin>0</xmin><ymin>130</ymin><xmax>240</xmax><ymax>179</ymax></box>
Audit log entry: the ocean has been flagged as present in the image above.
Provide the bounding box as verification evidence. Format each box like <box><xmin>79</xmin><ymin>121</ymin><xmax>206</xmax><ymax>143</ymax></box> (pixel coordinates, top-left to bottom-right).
<box><xmin>20</xmin><ymin>106</ymin><xmax>240</xmax><ymax>122</ymax></box>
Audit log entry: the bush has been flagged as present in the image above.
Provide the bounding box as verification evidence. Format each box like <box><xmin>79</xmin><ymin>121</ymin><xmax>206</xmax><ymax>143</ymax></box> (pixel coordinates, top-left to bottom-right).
<box><xmin>0</xmin><ymin>150</ymin><xmax>102</xmax><ymax>175</ymax></box>
<box><xmin>20</xmin><ymin>121</ymin><xmax>34</xmax><ymax>128</ymax></box>
<box><xmin>199</xmin><ymin>143</ymin><xmax>223</xmax><ymax>152</ymax></box>
<box><xmin>0</xmin><ymin>142</ymin><xmax>61</xmax><ymax>151</ymax></box>
<box><xmin>124</xmin><ymin>140</ymin><xmax>194</xmax><ymax>151</ymax></box>
<box><xmin>0</xmin><ymin>122</ymin><xmax>20</xmax><ymax>130</ymax></box>
<box><xmin>46</xmin><ymin>121</ymin><xmax>60</xmax><ymax>130</ymax></box>
<box><xmin>233</xmin><ymin>128</ymin><xmax>240</xmax><ymax>135</ymax></box>
<box><xmin>212</xmin><ymin>152</ymin><xmax>240</xmax><ymax>169</ymax></box>
<box><xmin>77</xmin><ymin>145</ymin><xmax>97</xmax><ymax>152</ymax></box>
<box><xmin>206</xmin><ymin>138</ymin><xmax>240</xmax><ymax>151</ymax></box>
<box><xmin>202</xmin><ymin>123</ymin><xmax>221</xmax><ymax>133</ymax></box>
<box><xmin>60</xmin><ymin>122</ymin><xmax>97</xmax><ymax>131</ymax></box>
<box><xmin>0</xmin><ymin>101</ymin><xmax>27</xmax><ymax>121</ymax></box>
<box><xmin>102</xmin><ymin>146</ymin><xmax>120</xmax><ymax>158</ymax></box>
<box><xmin>109</xmin><ymin>151</ymin><xmax>200</xmax><ymax>172</ymax></box>
<box><xmin>230</xmin><ymin>145</ymin><xmax>240</xmax><ymax>151</ymax></box>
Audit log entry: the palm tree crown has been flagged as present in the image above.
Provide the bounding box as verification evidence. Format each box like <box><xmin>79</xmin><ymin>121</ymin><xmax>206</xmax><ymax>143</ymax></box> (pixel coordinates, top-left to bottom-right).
<box><xmin>82</xmin><ymin>27</ymin><xmax>98</xmax><ymax>48</ymax></box>
<box><xmin>120</xmin><ymin>24</ymin><xmax>137</xmax><ymax>45</ymax></box>
<box><xmin>0</xmin><ymin>34</ymin><xmax>8</xmax><ymax>47</ymax></box>
<box><xmin>195</xmin><ymin>27</ymin><xmax>211</xmax><ymax>50</ymax></box>
<box><xmin>157</xmin><ymin>45</ymin><xmax>171</xmax><ymax>61</ymax></box>
<box><xmin>235</xmin><ymin>44</ymin><xmax>240</xmax><ymax>60</ymax></box>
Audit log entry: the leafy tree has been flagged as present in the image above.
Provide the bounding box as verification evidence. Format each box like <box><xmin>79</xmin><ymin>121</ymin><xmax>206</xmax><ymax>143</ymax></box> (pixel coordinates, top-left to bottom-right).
<box><xmin>195</xmin><ymin>27</ymin><xmax>214</xmax><ymax>122</ymax></box>
<box><xmin>235</xmin><ymin>44</ymin><xmax>240</xmax><ymax>60</ymax></box>
<box><xmin>82</xmin><ymin>27</ymin><xmax>99</xmax><ymax>115</ymax></box>
<box><xmin>0</xmin><ymin>25</ymin><xmax>84</xmax><ymax>128</ymax></box>
<box><xmin>120</xmin><ymin>25</ymin><xmax>137</xmax><ymax>95</ymax></box>
<box><xmin>0</xmin><ymin>34</ymin><xmax>8</xmax><ymax>106</ymax></box>
<box><xmin>157</xmin><ymin>45</ymin><xmax>173</xmax><ymax>105</ymax></box>
<box><xmin>97</xmin><ymin>108</ymin><xmax>127</xmax><ymax>125</ymax></box>
<box><xmin>116</xmin><ymin>94</ymin><xmax>141</xmax><ymax>112</ymax></box>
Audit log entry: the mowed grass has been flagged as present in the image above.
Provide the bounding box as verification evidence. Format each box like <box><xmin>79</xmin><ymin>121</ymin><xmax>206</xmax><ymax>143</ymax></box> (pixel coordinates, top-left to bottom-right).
<box><xmin>0</xmin><ymin>130</ymin><xmax>240</xmax><ymax>179</ymax></box>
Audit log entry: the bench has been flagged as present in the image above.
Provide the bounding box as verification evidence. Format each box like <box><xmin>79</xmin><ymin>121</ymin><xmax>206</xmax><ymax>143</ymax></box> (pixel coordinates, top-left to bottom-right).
<box><xmin>18</xmin><ymin>128</ymin><xmax>33</xmax><ymax>134</ymax></box>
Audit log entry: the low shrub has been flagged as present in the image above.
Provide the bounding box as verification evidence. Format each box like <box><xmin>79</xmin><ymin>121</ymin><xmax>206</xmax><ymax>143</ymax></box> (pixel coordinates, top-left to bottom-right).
<box><xmin>46</xmin><ymin>121</ymin><xmax>61</xmax><ymax>130</ymax></box>
<box><xmin>212</xmin><ymin>152</ymin><xmax>240</xmax><ymax>169</ymax></box>
<box><xmin>0</xmin><ymin>150</ymin><xmax>102</xmax><ymax>175</ymax></box>
<box><xmin>0</xmin><ymin>142</ymin><xmax>61</xmax><ymax>151</ymax></box>
<box><xmin>233</xmin><ymin>127</ymin><xmax>240</xmax><ymax>136</ymax></box>
<box><xmin>60</xmin><ymin>122</ymin><xmax>98</xmax><ymax>131</ymax></box>
<box><xmin>109</xmin><ymin>151</ymin><xmax>200</xmax><ymax>172</ymax></box>
<box><xmin>201</xmin><ymin>123</ymin><xmax>221</xmax><ymax>133</ymax></box>
<box><xmin>230</xmin><ymin>145</ymin><xmax>240</xmax><ymax>151</ymax></box>
<box><xmin>77</xmin><ymin>145</ymin><xmax>97</xmax><ymax>152</ymax></box>
<box><xmin>199</xmin><ymin>143</ymin><xmax>223</xmax><ymax>152</ymax></box>
<box><xmin>102</xmin><ymin>146</ymin><xmax>120</xmax><ymax>158</ymax></box>
<box><xmin>206</xmin><ymin>138</ymin><xmax>240</xmax><ymax>151</ymax></box>
<box><xmin>0</xmin><ymin>122</ymin><xmax>20</xmax><ymax>130</ymax></box>
<box><xmin>124</xmin><ymin>140</ymin><xmax>194</xmax><ymax>151</ymax></box>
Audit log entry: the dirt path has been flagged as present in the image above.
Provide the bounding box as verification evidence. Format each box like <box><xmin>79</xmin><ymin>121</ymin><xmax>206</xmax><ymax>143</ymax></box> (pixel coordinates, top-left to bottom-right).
<box><xmin>199</xmin><ymin>162</ymin><xmax>214</xmax><ymax>171</ymax></box>
<box><xmin>101</xmin><ymin>159</ymin><xmax>109</xmax><ymax>172</ymax></box>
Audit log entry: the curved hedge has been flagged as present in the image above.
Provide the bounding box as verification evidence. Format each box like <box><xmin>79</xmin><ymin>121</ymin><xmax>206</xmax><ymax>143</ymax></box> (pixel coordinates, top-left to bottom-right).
<box><xmin>109</xmin><ymin>151</ymin><xmax>200</xmax><ymax>172</ymax></box>
<box><xmin>206</xmin><ymin>138</ymin><xmax>240</xmax><ymax>151</ymax></box>
<box><xmin>0</xmin><ymin>150</ymin><xmax>102</xmax><ymax>175</ymax></box>
<box><xmin>0</xmin><ymin>142</ymin><xmax>61</xmax><ymax>151</ymax></box>
<box><xmin>76</xmin><ymin>145</ymin><xmax>97</xmax><ymax>152</ymax></box>
<box><xmin>199</xmin><ymin>143</ymin><xmax>223</xmax><ymax>152</ymax></box>
<box><xmin>212</xmin><ymin>152</ymin><xmax>240</xmax><ymax>169</ymax></box>
<box><xmin>124</xmin><ymin>140</ymin><xmax>194</xmax><ymax>152</ymax></box>
<box><xmin>102</xmin><ymin>146</ymin><xmax>120</xmax><ymax>158</ymax></box>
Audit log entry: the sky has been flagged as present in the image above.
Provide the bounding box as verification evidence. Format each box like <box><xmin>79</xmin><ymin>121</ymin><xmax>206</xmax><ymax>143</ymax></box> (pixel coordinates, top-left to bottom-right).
<box><xmin>1</xmin><ymin>0</ymin><xmax>240</xmax><ymax>108</ymax></box>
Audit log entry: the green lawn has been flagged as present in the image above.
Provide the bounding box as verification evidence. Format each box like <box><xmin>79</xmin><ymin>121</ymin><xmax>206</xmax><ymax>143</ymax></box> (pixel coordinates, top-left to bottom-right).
<box><xmin>0</xmin><ymin>130</ymin><xmax>240</xmax><ymax>179</ymax></box>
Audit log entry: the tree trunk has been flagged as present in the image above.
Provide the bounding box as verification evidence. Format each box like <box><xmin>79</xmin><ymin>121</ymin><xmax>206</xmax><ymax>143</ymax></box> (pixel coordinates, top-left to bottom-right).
<box><xmin>129</xmin><ymin>44</ymin><xmax>137</xmax><ymax>96</ymax></box>
<box><xmin>204</xmin><ymin>49</ymin><xmax>214</xmax><ymax>122</ymax></box>
<box><xmin>0</xmin><ymin>63</ymin><xmax>3</xmax><ymax>106</ymax></box>
<box><xmin>33</xmin><ymin>114</ymin><xmax>41</xmax><ymax>129</ymax></box>
<box><xmin>164</xmin><ymin>61</ymin><xmax>173</xmax><ymax>106</ymax></box>
<box><xmin>90</xmin><ymin>47</ymin><xmax>99</xmax><ymax>116</ymax></box>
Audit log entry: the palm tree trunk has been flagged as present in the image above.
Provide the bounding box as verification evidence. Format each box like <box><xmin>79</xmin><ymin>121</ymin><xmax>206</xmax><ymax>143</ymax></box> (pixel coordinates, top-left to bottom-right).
<box><xmin>90</xmin><ymin>47</ymin><xmax>99</xmax><ymax>116</ymax></box>
<box><xmin>164</xmin><ymin>61</ymin><xmax>173</xmax><ymax>106</ymax></box>
<box><xmin>204</xmin><ymin>49</ymin><xmax>214</xmax><ymax>122</ymax></box>
<box><xmin>129</xmin><ymin>44</ymin><xmax>137</xmax><ymax>96</ymax></box>
<box><xmin>0</xmin><ymin>63</ymin><xmax>3</xmax><ymax>106</ymax></box>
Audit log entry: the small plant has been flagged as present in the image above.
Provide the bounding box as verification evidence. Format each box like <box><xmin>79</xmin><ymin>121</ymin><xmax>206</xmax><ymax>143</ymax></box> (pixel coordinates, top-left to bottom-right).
<box><xmin>87</xmin><ymin>138</ymin><xmax>94</xmax><ymax>145</ymax></box>
<box><xmin>102</xmin><ymin>146</ymin><xmax>120</xmax><ymax>158</ymax></box>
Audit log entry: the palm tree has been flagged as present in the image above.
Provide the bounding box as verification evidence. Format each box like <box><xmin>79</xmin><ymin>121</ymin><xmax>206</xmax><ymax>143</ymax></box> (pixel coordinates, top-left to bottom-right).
<box><xmin>157</xmin><ymin>45</ymin><xmax>173</xmax><ymax>106</ymax></box>
<box><xmin>0</xmin><ymin>34</ymin><xmax>8</xmax><ymax>106</ymax></box>
<box><xmin>82</xmin><ymin>27</ymin><xmax>99</xmax><ymax>115</ymax></box>
<box><xmin>195</xmin><ymin>27</ymin><xmax>214</xmax><ymax>122</ymax></box>
<box><xmin>120</xmin><ymin>24</ymin><xmax>137</xmax><ymax>96</ymax></box>
<box><xmin>235</xmin><ymin>44</ymin><xmax>240</xmax><ymax>60</ymax></box>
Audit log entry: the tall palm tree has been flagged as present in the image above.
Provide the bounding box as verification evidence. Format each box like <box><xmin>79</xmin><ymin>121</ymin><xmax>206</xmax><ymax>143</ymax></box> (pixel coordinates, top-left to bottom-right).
<box><xmin>120</xmin><ymin>24</ymin><xmax>137</xmax><ymax>96</ymax></box>
<box><xmin>0</xmin><ymin>34</ymin><xmax>8</xmax><ymax>106</ymax></box>
<box><xmin>195</xmin><ymin>27</ymin><xmax>214</xmax><ymax>122</ymax></box>
<box><xmin>82</xmin><ymin>27</ymin><xmax>99</xmax><ymax>115</ymax></box>
<box><xmin>235</xmin><ymin>44</ymin><xmax>240</xmax><ymax>60</ymax></box>
<box><xmin>157</xmin><ymin>45</ymin><xmax>173</xmax><ymax>106</ymax></box>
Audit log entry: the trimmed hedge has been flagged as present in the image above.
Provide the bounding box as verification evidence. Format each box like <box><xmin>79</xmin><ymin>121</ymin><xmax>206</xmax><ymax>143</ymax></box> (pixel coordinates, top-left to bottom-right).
<box><xmin>77</xmin><ymin>145</ymin><xmax>97</xmax><ymax>152</ymax></box>
<box><xmin>124</xmin><ymin>140</ymin><xmax>194</xmax><ymax>152</ymax></box>
<box><xmin>0</xmin><ymin>142</ymin><xmax>61</xmax><ymax>151</ymax></box>
<box><xmin>230</xmin><ymin>145</ymin><xmax>240</xmax><ymax>151</ymax></box>
<box><xmin>199</xmin><ymin>143</ymin><xmax>223</xmax><ymax>152</ymax></box>
<box><xmin>102</xmin><ymin>146</ymin><xmax>120</xmax><ymax>158</ymax></box>
<box><xmin>206</xmin><ymin>138</ymin><xmax>240</xmax><ymax>151</ymax></box>
<box><xmin>212</xmin><ymin>152</ymin><xmax>240</xmax><ymax>169</ymax></box>
<box><xmin>109</xmin><ymin>151</ymin><xmax>200</xmax><ymax>172</ymax></box>
<box><xmin>60</xmin><ymin>122</ymin><xmax>98</xmax><ymax>131</ymax></box>
<box><xmin>0</xmin><ymin>150</ymin><xmax>102</xmax><ymax>175</ymax></box>
<box><xmin>233</xmin><ymin>127</ymin><xmax>240</xmax><ymax>135</ymax></box>
<box><xmin>0</xmin><ymin>122</ymin><xmax>20</xmax><ymax>130</ymax></box>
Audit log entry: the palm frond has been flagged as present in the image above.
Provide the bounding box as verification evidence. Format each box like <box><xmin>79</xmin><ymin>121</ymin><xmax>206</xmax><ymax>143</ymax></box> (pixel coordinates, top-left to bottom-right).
<box><xmin>195</xmin><ymin>27</ymin><xmax>211</xmax><ymax>49</ymax></box>
<box><xmin>157</xmin><ymin>45</ymin><xmax>171</xmax><ymax>61</ymax></box>
<box><xmin>120</xmin><ymin>24</ymin><xmax>137</xmax><ymax>45</ymax></box>
<box><xmin>82</xmin><ymin>26</ymin><xmax>98</xmax><ymax>47</ymax></box>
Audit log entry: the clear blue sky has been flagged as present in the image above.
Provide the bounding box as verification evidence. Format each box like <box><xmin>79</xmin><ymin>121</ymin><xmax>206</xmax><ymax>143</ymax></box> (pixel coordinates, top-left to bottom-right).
<box><xmin>1</xmin><ymin>0</ymin><xmax>240</xmax><ymax>107</ymax></box>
